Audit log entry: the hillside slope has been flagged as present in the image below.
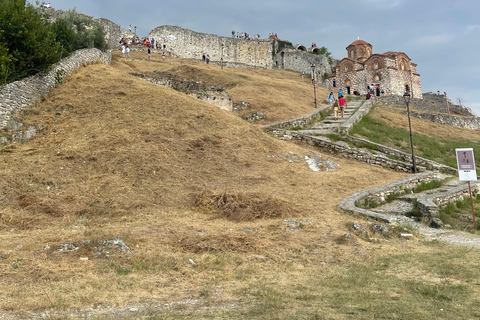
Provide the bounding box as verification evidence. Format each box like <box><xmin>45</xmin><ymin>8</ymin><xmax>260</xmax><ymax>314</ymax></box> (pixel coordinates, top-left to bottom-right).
<box><xmin>1</xmin><ymin>56</ymin><xmax>479</xmax><ymax>319</ymax></box>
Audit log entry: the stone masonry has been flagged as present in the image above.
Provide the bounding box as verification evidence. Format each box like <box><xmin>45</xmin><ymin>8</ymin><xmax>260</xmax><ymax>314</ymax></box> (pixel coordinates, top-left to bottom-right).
<box><xmin>147</xmin><ymin>26</ymin><xmax>334</xmax><ymax>77</ymax></box>
<box><xmin>0</xmin><ymin>48</ymin><xmax>112</xmax><ymax>133</ymax></box>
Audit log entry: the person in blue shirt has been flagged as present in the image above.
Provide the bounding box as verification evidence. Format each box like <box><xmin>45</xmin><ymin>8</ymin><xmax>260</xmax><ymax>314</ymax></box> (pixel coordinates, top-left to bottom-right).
<box><xmin>327</xmin><ymin>92</ymin><xmax>335</xmax><ymax>101</ymax></box>
<box><xmin>338</xmin><ymin>89</ymin><xmax>344</xmax><ymax>99</ymax></box>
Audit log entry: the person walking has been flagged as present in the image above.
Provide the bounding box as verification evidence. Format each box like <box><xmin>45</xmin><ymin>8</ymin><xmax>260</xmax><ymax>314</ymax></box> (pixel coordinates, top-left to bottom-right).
<box><xmin>338</xmin><ymin>95</ymin><xmax>347</xmax><ymax>118</ymax></box>
<box><xmin>147</xmin><ymin>48</ymin><xmax>151</xmax><ymax>60</ymax></box>
<box><xmin>333</xmin><ymin>99</ymin><xmax>340</xmax><ymax>120</ymax></box>
<box><xmin>338</xmin><ymin>89</ymin><xmax>344</xmax><ymax>99</ymax></box>
<box><xmin>126</xmin><ymin>45</ymin><xmax>130</xmax><ymax>57</ymax></box>
<box><xmin>162</xmin><ymin>52</ymin><xmax>166</xmax><ymax>61</ymax></box>
<box><xmin>206</xmin><ymin>54</ymin><xmax>210</xmax><ymax>64</ymax></box>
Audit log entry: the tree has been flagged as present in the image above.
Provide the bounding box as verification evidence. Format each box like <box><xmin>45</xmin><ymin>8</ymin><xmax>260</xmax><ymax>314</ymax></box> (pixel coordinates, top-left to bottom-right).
<box><xmin>0</xmin><ymin>0</ymin><xmax>62</xmax><ymax>82</ymax></box>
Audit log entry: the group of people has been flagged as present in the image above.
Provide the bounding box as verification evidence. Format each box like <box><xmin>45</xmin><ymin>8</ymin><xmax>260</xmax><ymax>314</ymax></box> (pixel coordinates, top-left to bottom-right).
<box><xmin>201</xmin><ymin>53</ymin><xmax>211</xmax><ymax>64</ymax></box>
<box><xmin>366</xmin><ymin>84</ymin><xmax>384</xmax><ymax>100</ymax></box>
<box><xmin>327</xmin><ymin>90</ymin><xmax>346</xmax><ymax>120</ymax></box>
<box><xmin>231</xmin><ymin>30</ymin><xmax>262</xmax><ymax>40</ymax></box>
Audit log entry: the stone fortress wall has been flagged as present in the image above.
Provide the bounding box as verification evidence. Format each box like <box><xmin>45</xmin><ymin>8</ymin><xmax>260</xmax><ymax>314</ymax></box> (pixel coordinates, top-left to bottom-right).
<box><xmin>0</xmin><ymin>48</ymin><xmax>112</xmax><ymax>144</ymax></box>
<box><xmin>147</xmin><ymin>26</ymin><xmax>334</xmax><ymax>77</ymax></box>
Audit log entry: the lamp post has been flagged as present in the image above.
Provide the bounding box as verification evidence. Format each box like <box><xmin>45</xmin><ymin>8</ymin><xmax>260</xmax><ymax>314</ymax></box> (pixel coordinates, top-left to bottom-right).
<box><xmin>311</xmin><ymin>64</ymin><xmax>317</xmax><ymax>108</ymax></box>
<box><xmin>404</xmin><ymin>91</ymin><xmax>417</xmax><ymax>173</ymax></box>
<box><xmin>221</xmin><ymin>43</ymin><xmax>224</xmax><ymax>70</ymax></box>
<box><xmin>134</xmin><ymin>26</ymin><xmax>137</xmax><ymax>34</ymax></box>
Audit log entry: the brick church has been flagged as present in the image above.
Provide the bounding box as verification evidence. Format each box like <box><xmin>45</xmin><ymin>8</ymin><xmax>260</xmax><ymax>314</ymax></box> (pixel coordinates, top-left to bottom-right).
<box><xmin>325</xmin><ymin>39</ymin><xmax>422</xmax><ymax>98</ymax></box>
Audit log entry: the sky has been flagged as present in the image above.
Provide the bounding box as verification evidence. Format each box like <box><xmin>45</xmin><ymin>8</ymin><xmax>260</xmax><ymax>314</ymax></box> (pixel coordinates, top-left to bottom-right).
<box><xmin>43</xmin><ymin>0</ymin><xmax>480</xmax><ymax>115</ymax></box>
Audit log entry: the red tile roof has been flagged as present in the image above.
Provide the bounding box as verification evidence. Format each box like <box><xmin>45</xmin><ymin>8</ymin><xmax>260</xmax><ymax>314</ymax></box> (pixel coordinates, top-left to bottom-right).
<box><xmin>348</xmin><ymin>40</ymin><xmax>372</xmax><ymax>46</ymax></box>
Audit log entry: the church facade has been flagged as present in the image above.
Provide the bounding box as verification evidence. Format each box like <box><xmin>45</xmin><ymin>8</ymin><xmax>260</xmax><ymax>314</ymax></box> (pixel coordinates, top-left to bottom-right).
<box><xmin>324</xmin><ymin>40</ymin><xmax>422</xmax><ymax>98</ymax></box>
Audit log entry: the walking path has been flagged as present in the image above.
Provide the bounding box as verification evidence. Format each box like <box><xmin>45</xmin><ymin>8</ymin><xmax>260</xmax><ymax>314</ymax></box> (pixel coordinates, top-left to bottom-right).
<box><xmin>292</xmin><ymin>100</ymin><xmax>363</xmax><ymax>136</ymax></box>
<box><xmin>270</xmin><ymin>97</ymin><xmax>480</xmax><ymax>248</ymax></box>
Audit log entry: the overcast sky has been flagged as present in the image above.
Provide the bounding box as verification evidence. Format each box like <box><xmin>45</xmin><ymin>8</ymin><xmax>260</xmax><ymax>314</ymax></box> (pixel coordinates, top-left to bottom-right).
<box><xmin>45</xmin><ymin>0</ymin><xmax>480</xmax><ymax>115</ymax></box>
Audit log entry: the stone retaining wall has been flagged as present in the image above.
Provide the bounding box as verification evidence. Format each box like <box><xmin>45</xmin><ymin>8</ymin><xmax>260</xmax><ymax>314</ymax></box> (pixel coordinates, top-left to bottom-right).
<box><xmin>377</xmin><ymin>94</ymin><xmax>476</xmax><ymax>117</ymax></box>
<box><xmin>0</xmin><ymin>48</ymin><xmax>112</xmax><ymax>134</ymax></box>
<box><xmin>406</xmin><ymin>111</ymin><xmax>480</xmax><ymax>130</ymax></box>
<box><xmin>131</xmin><ymin>71</ymin><xmax>233</xmax><ymax>111</ymax></box>
<box><xmin>264</xmin><ymin>103</ymin><xmax>333</xmax><ymax>130</ymax></box>
<box><xmin>268</xmin><ymin>129</ymin><xmax>421</xmax><ymax>173</ymax></box>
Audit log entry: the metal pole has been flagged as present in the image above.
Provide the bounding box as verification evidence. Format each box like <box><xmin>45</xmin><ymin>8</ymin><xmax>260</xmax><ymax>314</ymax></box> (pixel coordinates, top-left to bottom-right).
<box><xmin>312</xmin><ymin>64</ymin><xmax>317</xmax><ymax>108</ymax></box>
<box><xmin>406</xmin><ymin>101</ymin><xmax>417</xmax><ymax>173</ymax></box>
<box><xmin>468</xmin><ymin>181</ymin><xmax>477</xmax><ymax>232</ymax></box>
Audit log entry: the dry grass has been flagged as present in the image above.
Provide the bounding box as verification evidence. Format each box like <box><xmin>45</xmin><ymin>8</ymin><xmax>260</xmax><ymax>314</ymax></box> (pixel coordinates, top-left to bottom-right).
<box><xmin>195</xmin><ymin>189</ymin><xmax>295</xmax><ymax>221</ymax></box>
<box><xmin>117</xmin><ymin>51</ymin><xmax>331</xmax><ymax>124</ymax></box>
<box><xmin>372</xmin><ymin>104</ymin><xmax>480</xmax><ymax>142</ymax></box>
<box><xmin>0</xmin><ymin>54</ymin><xmax>479</xmax><ymax>319</ymax></box>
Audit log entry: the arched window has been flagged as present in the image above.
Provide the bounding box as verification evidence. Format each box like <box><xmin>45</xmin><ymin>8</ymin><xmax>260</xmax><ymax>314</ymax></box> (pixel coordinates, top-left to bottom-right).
<box><xmin>374</xmin><ymin>62</ymin><xmax>379</xmax><ymax>70</ymax></box>
<box><xmin>345</xmin><ymin>66</ymin><xmax>348</xmax><ymax>72</ymax></box>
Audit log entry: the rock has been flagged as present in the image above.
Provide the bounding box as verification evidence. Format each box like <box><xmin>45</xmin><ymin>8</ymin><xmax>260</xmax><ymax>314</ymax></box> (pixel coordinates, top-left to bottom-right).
<box><xmin>459</xmin><ymin>214</ymin><xmax>473</xmax><ymax>221</ymax></box>
<box><xmin>233</xmin><ymin>101</ymin><xmax>250</xmax><ymax>111</ymax></box>
<box><xmin>430</xmin><ymin>218</ymin><xmax>444</xmax><ymax>229</ymax></box>
<box><xmin>242</xmin><ymin>111</ymin><xmax>265</xmax><ymax>122</ymax></box>
<box><xmin>323</xmin><ymin>159</ymin><xmax>340</xmax><ymax>171</ymax></box>
<box><xmin>400</xmin><ymin>233</ymin><xmax>414</xmax><ymax>239</ymax></box>
<box><xmin>373</xmin><ymin>224</ymin><xmax>389</xmax><ymax>234</ymax></box>
<box><xmin>283</xmin><ymin>219</ymin><xmax>299</xmax><ymax>226</ymax></box>
<box><xmin>353</xmin><ymin>223</ymin><xmax>363</xmax><ymax>230</ymax></box>
<box><xmin>344</xmin><ymin>233</ymin><xmax>353</xmax><ymax>239</ymax></box>
<box><xmin>189</xmin><ymin>259</ymin><xmax>195</xmax><ymax>265</ymax></box>
<box><xmin>305</xmin><ymin>154</ymin><xmax>322</xmax><ymax>172</ymax></box>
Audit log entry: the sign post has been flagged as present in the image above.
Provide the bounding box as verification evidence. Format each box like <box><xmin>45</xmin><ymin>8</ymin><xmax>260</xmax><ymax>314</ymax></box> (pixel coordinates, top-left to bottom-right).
<box><xmin>456</xmin><ymin>148</ymin><xmax>478</xmax><ymax>231</ymax></box>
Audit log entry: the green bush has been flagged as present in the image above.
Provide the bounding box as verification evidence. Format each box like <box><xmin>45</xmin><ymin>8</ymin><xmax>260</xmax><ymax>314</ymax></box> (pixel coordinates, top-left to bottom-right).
<box><xmin>0</xmin><ymin>2</ymin><xmax>106</xmax><ymax>84</ymax></box>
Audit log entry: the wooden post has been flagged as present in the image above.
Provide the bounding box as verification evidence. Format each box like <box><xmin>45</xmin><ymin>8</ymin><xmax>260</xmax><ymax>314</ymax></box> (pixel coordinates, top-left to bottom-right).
<box><xmin>468</xmin><ymin>181</ymin><xmax>477</xmax><ymax>232</ymax></box>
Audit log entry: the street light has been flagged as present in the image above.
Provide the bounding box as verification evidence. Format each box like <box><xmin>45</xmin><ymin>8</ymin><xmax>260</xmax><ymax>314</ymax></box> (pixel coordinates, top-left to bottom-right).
<box><xmin>311</xmin><ymin>64</ymin><xmax>317</xmax><ymax>108</ymax></box>
<box><xmin>404</xmin><ymin>91</ymin><xmax>417</xmax><ymax>173</ymax></box>
<box><xmin>221</xmin><ymin>43</ymin><xmax>224</xmax><ymax>70</ymax></box>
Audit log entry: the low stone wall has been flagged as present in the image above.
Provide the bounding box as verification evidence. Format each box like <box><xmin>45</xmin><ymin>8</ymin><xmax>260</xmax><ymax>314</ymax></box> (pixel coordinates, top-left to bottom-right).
<box><xmin>343</xmin><ymin>135</ymin><xmax>456</xmax><ymax>174</ymax></box>
<box><xmin>131</xmin><ymin>71</ymin><xmax>233</xmax><ymax>111</ymax></box>
<box><xmin>339</xmin><ymin>172</ymin><xmax>439</xmax><ymax>224</ymax></box>
<box><xmin>0</xmin><ymin>48</ymin><xmax>112</xmax><ymax>132</ymax></box>
<box><xmin>338</xmin><ymin>99</ymin><xmax>374</xmax><ymax>134</ymax></box>
<box><xmin>264</xmin><ymin>102</ymin><xmax>333</xmax><ymax>130</ymax></box>
<box><xmin>377</xmin><ymin>94</ymin><xmax>476</xmax><ymax>117</ymax></box>
<box><xmin>268</xmin><ymin>130</ymin><xmax>421</xmax><ymax>173</ymax></box>
<box><xmin>406</xmin><ymin>111</ymin><xmax>480</xmax><ymax>130</ymax></box>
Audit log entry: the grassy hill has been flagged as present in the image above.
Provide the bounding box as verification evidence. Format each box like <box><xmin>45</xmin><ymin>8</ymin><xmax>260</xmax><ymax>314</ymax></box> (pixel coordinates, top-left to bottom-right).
<box><xmin>1</xmin><ymin>51</ymin><xmax>480</xmax><ymax>319</ymax></box>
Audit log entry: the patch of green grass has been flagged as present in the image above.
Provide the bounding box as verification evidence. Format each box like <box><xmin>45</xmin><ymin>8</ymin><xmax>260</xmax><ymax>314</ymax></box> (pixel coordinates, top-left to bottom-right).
<box><xmin>439</xmin><ymin>196</ymin><xmax>480</xmax><ymax>232</ymax></box>
<box><xmin>413</xmin><ymin>180</ymin><xmax>445</xmax><ymax>193</ymax></box>
<box><xmin>350</xmin><ymin>111</ymin><xmax>480</xmax><ymax>169</ymax></box>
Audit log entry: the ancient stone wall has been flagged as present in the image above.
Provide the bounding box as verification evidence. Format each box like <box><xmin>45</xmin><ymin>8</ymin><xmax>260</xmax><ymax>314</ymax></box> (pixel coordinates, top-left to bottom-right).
<box><xmin>148</xmin><ymin>26</ymin><xmax>274</xmax><ymax>68</ymax></box>
<box><xmin>377</xmin><ymin>95</ymin><xmax>477</xmax><ymax>117</ymax></box>
<box><xmin>131</xmin><ymin>72</ymin><xmax>233</xmax><ymax>111</ymax></box>
<box><xmin>273</xmin><ymin>49</ymin><xmax>333</xmax><ymax>78</ymax></box>
<box><xmin>147</xmin><ymin>26</ymin><xmax>334</xmax><ymax>75</ymax></box>
<box><xmin>0</xmin><ymin>49</ymin><xmax>112</xmax><ymax>135</ymax></box>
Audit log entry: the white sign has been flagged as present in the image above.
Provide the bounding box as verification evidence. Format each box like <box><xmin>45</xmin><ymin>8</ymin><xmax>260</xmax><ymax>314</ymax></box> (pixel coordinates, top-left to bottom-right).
<box><xmin>456</xmin><ymin>148</ymin><xmax>477</xmax><ymax>181</ymax></box>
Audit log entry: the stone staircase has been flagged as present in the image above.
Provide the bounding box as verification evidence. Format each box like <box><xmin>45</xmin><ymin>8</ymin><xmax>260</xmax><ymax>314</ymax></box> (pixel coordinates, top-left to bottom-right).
<box><xmin>294</xmin><ymin>100</ymin><xmax>363</xmax><ymax>135</ymax></box>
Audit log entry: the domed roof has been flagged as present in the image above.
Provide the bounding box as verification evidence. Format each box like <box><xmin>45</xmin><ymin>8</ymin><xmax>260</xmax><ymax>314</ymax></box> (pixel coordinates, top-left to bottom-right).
<box><xmin>348</xmin><ymin>39</ymin><xmax>372</xmax><ymax>47</ymax></box>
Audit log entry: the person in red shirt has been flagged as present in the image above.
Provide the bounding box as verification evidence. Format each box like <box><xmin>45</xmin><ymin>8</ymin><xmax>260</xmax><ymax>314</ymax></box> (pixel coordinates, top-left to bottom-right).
<box><xmin>338</xmin><ymin>96</ymin><xmax>347</xmax><ymax>118</ymax></box>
